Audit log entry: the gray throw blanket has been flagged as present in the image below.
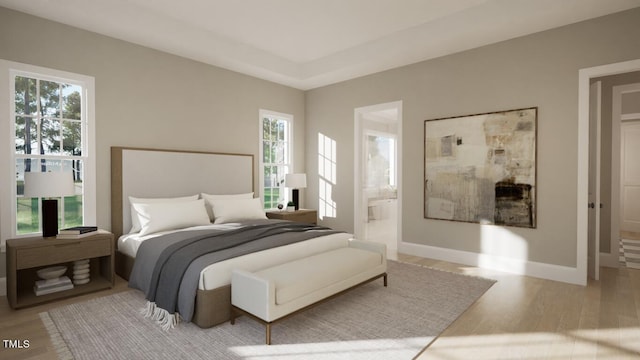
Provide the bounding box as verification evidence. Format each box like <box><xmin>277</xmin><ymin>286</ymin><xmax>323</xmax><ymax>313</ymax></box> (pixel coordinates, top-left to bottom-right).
<box><xmin>129</xmin><ymin>220</ymin><xmax>342</xmax><ymax>329</ymax></box>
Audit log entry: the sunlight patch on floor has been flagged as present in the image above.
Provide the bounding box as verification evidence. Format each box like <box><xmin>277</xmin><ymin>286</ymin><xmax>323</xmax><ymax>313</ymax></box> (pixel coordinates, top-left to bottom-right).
<box><xmin>229</xmin><ymin>337</ymin><xmax>430</xmax><ymax>359</ymax></box>
<box><xmin>421</xmin><ymin>328</ymin><xmax>640</xmax><ymax>359</ymax></box>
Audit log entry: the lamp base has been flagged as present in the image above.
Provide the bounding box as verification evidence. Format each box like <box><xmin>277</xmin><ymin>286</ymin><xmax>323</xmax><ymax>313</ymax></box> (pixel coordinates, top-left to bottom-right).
<box><xmin>292</xmin><ymin>189</ymin><xmax>300</xmax><ymax>211</ymax></box>
<box><xmin>41</xmin><ymin>199</ymin><xmax>59</xmax><ymax>237</ymax></box>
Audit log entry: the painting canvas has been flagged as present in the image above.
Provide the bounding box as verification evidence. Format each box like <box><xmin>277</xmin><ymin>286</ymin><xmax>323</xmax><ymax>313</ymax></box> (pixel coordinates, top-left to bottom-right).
<box><xmin>424</xmin><ymin>107</ymin><xmax>537</xmax><ymax>228</ymax></box>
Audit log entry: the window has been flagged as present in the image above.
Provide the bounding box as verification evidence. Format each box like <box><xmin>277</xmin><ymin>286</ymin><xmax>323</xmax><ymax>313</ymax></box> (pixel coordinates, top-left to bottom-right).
<box><xmin>259</xmin><ymin>110</ymin><xmax>293</xmax><ymax>210</ymax></box>
<box><xmin>1</xmin><ymin>60</ymin><xmax>95</xmax><ymax>244</ymax></box>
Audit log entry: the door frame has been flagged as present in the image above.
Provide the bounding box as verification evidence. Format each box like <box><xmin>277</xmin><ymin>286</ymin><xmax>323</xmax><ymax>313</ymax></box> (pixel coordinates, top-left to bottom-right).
<box><xmin>578</xmin><ymin>59</ymin><xmax>640</xmax><ymax>284</ymax></box>
<box><xmin>587</xmin><ymin>80</ymin><xmax>602</xmax><ymax>280</ymax></box>
<box><xmin>354</xmin><ymin>101</ymin><xmax>403</xmax><ymax>244</ymax></box>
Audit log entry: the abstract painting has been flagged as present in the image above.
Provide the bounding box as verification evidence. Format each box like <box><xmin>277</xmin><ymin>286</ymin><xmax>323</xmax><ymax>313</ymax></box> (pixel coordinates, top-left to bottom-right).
<box><xmin>424</xmin><ymin>107</ymin><xmax>537</xmax><ymax>228</ymax></box>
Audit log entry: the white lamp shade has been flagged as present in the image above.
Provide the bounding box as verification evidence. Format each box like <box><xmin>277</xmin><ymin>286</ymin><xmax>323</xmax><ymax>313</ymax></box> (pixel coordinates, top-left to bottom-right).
<box><xmin>285</xmin><ymin>173</ymin><xmax>307</xmax><ymax>189</ymax></box>
<box><xmin>24</xmin><ymin>172</ymin><xmax>75</xmax><ymax>198</ymax></box>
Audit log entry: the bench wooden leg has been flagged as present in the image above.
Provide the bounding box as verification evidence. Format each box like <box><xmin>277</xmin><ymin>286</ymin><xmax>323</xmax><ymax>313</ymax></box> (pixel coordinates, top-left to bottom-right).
<box><xmin>383</xmin><ymin>273</ymin><xmax>388</xmax><ymax>287</ymax></box>
<box><xmin>266</xmin><ymin>323</ymin><xmax>271</xmax><ymax>345</ymax></box>
<box><xmin>230</xmin><ymin>306</ymin><xmax>237</xmax><ymax>325</ymax></box>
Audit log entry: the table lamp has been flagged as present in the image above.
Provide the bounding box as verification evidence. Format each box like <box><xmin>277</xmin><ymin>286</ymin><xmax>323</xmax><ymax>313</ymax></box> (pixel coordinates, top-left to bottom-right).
<box><xmin>285</xmin><ymin>173</ymin><xmax>307</xmax><ymax>211</ymax></box>
<box><xmin>23</xmin><ymin>172</ymin><xmax>75</xmax><ymax>237</ymax></box>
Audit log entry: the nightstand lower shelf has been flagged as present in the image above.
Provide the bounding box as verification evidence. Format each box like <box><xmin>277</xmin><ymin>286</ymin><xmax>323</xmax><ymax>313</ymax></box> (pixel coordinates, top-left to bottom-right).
<box><xmin>14</xmin><ymin>276</ymin><xmax>112</xmax><ymax>309</ymax></box>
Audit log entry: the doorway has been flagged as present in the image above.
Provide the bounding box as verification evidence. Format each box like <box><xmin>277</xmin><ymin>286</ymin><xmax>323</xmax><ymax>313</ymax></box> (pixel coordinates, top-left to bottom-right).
<box><xmin>579</xmin><ymin>59</ymin><xmax>640</xmax><ymax>283</ymax></box>
<box><xmin>354</xmin><ymin>101</ymin><xmax>402</xmax><ymax>257</ymax></box>
<box><xmin>597</xmin><ymin>79</ymin><xmax>640</xmax><ymax>270</ymax></box>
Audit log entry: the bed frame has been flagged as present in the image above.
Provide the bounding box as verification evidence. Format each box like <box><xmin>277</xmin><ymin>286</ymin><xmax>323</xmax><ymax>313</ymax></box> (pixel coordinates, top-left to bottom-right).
<box><xmin>111</xmin><ymin>146</ymin><xmax>254</xmax><ymax>327</ymax></box>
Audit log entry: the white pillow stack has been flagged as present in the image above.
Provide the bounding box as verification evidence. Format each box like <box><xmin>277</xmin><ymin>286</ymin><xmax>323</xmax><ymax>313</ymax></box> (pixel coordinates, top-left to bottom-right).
<box><xmin>133</xmin><ymin>199</ymin><xmax>210</xmax><ymax>236</ymax></box>
<box><xmin>209</xmin><ymin>197</ymin><xmax>267</xmax><ymax>224</ymax></box>
<box><xmin>129</xmin><ymin>195</ymin><xmax>199</xmax><ymax>234</ymax></box>
<box><xmin>201</xmin><ymin>192</ymin><xmax>254</xmax><ymax>221</ymax></box>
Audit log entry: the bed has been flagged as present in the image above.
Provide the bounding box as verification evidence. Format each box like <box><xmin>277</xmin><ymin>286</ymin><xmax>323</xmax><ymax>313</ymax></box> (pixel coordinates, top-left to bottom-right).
<box><xmin>111</xmin><ymin>147</ymin><xmax>353</xmax><ymax>328</ymax></box>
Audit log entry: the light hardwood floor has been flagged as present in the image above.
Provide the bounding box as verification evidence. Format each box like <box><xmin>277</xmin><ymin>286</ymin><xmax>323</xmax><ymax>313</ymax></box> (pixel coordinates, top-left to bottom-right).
<box><xmin>1</xmin><ymin>255</ymin><xmax>639</xmax><ymax>360</ymax></box>
<box><xmin>406</xmin><ymin>255</ymin><xmax>640</xmax><ymax>359</ymax></box>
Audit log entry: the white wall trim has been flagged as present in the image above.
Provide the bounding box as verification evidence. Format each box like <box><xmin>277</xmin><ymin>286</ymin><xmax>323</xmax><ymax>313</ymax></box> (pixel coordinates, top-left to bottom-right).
<box><xmin>621</xmin><ymin>113</ymin><xmax>640</xmax><ymax>121</ymax></box>
<box><xmin>0</xmin><ymin>277</ymin><xmax>6</xmax><ymax>297</ymax></box>
<box><xmin>399</xmin><ymin>241</ymin><xmax>585</xmax><ymax>285</ymax></box>
<box><xmin>600</xmin><ymin>253</ymin><xmax>620</xmax><ymax>268</ymax></box>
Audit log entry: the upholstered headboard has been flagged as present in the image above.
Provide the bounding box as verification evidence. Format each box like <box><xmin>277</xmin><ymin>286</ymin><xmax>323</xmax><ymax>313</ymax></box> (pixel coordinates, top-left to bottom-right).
<box><xmin>111</xmin><ymin>147</ymin><xmax>254</xmax><ymax>238</ymax></box>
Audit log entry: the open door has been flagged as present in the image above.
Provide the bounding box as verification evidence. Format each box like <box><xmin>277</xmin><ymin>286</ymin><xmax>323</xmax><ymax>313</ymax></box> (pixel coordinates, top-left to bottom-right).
<box><xmin>587</xmin><ymin>81</ymin><xmax>602</xmax><ymax>280</ymax></box>
<box><xmin>621</xmin><ymin>120</ymin><xmax>640</xmax><ymax>233</ymax></box>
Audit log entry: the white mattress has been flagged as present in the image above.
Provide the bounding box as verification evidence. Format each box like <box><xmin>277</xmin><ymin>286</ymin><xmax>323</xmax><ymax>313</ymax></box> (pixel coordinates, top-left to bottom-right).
<box><xmin>118</xmin><ymin>225</ymin><xmax>354</xmax><ymax>291</ymax></box>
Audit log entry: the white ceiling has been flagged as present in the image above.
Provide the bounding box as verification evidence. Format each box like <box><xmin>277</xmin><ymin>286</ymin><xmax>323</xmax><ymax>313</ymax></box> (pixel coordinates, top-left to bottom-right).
<box><xmin>2</xmin><ymin>0</ymin><xmax>640</xmax><ymax>90</ymax></box>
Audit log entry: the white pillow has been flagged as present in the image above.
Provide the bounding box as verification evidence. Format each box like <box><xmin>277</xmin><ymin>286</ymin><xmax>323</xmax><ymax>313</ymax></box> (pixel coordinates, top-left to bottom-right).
<box><xmin>133</xmin><ymin>199</ymin><xmax>210</xmax><ymax>236</ymax></box>
<box><xmin>201</xmin><ymin>192</ymin><xmax>254</xmax><ymax>221</ymax></box>
<box><xmin>129</xmin><ymin>195</ymin><xmax>199</xmax><ymax>233</ymax></box>
<box><xmin>210</xmin><ymin>198</ymin><xmax>267</xmax><ymax>224</ymax></box>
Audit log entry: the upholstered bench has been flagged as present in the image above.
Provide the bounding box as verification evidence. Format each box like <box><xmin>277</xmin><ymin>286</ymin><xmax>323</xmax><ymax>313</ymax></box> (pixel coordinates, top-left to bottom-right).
<box><xmin>230</xmin><ymin>240</ymin><xmax>387</xmax><ymax>344</ymax></box>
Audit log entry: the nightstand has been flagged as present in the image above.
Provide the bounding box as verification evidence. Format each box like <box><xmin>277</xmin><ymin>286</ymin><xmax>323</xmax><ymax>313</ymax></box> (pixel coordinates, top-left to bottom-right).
<box><xmin>266</xmin><ymin>209</ymin><xmax>317</xmax><ymax>225</ymax></box>
<box><xmin>6</xmin><ymin>230</ymin><xmax>115</xmax><ymax>309</ymax></box>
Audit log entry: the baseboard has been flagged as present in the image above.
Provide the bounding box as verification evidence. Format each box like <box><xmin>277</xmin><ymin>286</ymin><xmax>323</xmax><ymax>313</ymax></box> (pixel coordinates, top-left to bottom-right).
<box><xmin>399</xmin><ymin>241</ymin><xmax>585</xmax><ymax>286</ymax></box>
<box><xmin>0</xmin><ymin>277</ymin><xmax>6</xmax><ymax>297</ymax></box>
<box><xmin>600</xmin><ymin>252</ymin><xmax>620</xmax><ymax>268</ymax></box>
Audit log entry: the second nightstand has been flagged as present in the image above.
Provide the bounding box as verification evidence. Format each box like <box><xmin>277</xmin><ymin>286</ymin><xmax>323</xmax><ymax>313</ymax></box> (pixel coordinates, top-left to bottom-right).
<box><xmin>266</xmin><ymin>209</ymin><xmax>317</xmax><ymax>225</ymax></box>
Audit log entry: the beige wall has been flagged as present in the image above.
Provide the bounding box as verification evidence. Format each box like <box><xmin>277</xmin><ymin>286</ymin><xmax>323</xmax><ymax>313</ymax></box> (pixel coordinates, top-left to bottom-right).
<box><xmin>305</xmin><ymin>8</ymin><xmax>640</xmax><ymax>268</ymax></box>
<box><xmin>0</xmin><ymin>7</ymin><xmax>305</xmax><ymax>278</ymax></box>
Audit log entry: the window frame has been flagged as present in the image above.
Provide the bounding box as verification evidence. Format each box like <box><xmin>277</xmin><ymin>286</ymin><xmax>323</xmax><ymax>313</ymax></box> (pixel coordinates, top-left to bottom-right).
<box><xmin>258</xmin><ymin>109</ymin><xmax>294</xmax><ymax>210</ymax></box>
<box><xmin>0</xmin><ymin>60</ymin><xmax>96</xmax><ymax>247</ymax></box>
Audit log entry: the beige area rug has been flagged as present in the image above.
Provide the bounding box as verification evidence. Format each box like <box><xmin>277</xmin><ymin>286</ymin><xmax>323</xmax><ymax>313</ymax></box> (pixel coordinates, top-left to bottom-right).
<box><xmin>40</xmin><ymin>261</ymin><xmax>495</xmax><ymax>360</ymax></box>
